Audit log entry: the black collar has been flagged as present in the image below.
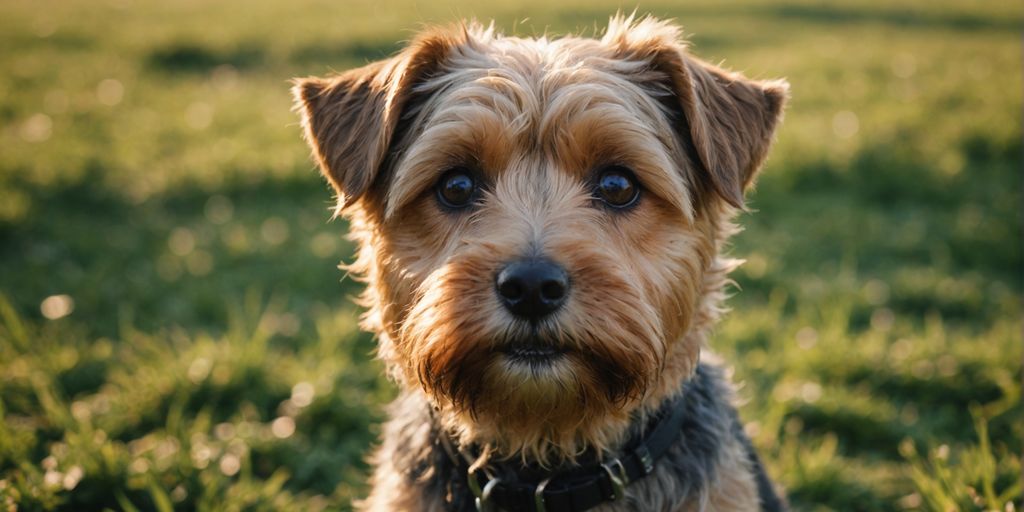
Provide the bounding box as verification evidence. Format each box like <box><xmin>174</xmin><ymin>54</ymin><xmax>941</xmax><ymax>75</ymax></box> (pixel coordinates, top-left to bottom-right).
<box><xmin>438</xmin><ymin>392</ymin><xmax>689</xmax><ymax>512</ymax></box>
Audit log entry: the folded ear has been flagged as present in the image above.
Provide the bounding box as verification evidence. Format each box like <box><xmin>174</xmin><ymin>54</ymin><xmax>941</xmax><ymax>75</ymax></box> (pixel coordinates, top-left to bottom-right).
<box><xmin>292</xmin><ymin>28</ymin><xmax>465</xmax><ymax>211</ymax></box>
<box><xmin>679</xmin><ymin>60</ymin><xmax>789</xmax><ymax>208</ymax></box>
<box><xmin>603</xmin><ymin>16</ymin><xmax>789</xmax><ymax>209</ymax></box>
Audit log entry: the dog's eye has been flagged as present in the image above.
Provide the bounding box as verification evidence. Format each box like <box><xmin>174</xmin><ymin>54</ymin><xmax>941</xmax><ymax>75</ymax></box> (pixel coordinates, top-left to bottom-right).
<box><xmin>594</xmin><ymin>166</ymin><xmax>640</xmax><ymax>208</ymax></box>
<box><xmin>436</xmin><ymin>168</ymin><xmax>477</xmax><ymax>209</ymax></box>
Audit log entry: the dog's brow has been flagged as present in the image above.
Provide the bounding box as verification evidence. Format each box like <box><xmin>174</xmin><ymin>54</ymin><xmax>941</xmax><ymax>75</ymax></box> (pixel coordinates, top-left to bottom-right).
<box><xmin>538</xmin><ymin>85</ymin><xmax>695</xmax><ymax>220</ymax></box>
<box><xmin>385</xmin><ymin>113</ymin><xmax>520</xmax><ymax>219</ymax></box>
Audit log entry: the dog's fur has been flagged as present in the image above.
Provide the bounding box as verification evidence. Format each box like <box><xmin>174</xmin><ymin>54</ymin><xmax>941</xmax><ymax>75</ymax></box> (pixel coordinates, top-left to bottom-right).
<box><xmin>294</xmin><ymin>15</ymin><xmax>788</xmax><ymax>511</ymax></box>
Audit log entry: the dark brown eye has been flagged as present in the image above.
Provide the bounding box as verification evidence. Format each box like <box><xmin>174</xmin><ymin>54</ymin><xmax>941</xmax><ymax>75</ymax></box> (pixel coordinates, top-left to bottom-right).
<box><xmin>594</xmin><ymin>166</ymin><xmax>640</xmax><ymax>208</ymax></box>
<box><xmin>436</xmin><ymin>168</ymin><xmax>477</xmax><ymax>209</ymax></box>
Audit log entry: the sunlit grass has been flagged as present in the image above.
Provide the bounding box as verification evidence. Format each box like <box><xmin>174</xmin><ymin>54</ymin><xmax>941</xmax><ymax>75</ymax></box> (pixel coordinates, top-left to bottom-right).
<box><xmin>0</xmin><ymin>293</ymin><xmax>386</xmax><ymax>511</ymax></box>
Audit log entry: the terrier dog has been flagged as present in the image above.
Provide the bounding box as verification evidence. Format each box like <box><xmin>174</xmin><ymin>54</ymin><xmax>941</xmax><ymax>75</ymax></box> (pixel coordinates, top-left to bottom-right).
<box><xmin>294</xmin><ymin>15</ymin><xmax>788</xmax><ymax>511</ymax></box>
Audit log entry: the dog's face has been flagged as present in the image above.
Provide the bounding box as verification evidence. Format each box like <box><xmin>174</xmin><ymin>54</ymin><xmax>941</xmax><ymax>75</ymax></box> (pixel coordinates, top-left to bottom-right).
<box><xmin>294</xmin><ymin>16</ymin><xmax>786</xmax><ymax>460</ymax></box>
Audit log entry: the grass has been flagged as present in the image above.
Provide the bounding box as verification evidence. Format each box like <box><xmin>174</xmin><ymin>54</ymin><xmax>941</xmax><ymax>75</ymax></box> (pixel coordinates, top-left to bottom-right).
<box><xmin>0</xmin><ymin>0</ymin><xmax>1021</xmax><ymax>510</ymax></box>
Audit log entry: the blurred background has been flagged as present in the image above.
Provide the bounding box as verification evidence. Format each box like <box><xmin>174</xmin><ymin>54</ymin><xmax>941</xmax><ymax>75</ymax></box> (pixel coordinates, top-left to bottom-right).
<box><xmin>0</xmin><ymin>0</ymin><xmax>1020</xmax><ymax>510</ymax></box>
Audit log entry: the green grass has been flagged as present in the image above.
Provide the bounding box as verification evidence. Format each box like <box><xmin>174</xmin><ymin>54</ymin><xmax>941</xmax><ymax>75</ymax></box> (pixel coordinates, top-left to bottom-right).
<box><xmin>1</xmin><ymin>0</ymin><xmax>1021</xmax><ymax>510</ymax></box>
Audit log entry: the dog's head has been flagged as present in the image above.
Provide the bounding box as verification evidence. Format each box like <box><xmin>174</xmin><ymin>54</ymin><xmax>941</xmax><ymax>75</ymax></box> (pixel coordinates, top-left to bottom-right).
<box><xmin>294</xmin><ymin>15</ymin><xmax>786</xmax><ymax>461</ymax></box>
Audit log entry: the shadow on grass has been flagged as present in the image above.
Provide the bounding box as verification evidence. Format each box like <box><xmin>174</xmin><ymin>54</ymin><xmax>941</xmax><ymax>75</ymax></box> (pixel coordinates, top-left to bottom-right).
<box><xmin>553</xmin><ymin>3</ymin><xmax>1021</xmax><ymax>33</ymax></box>
<box><xmin>147</xmin><ymin>42</ymin><xmax>268</xmax><ymax>73</ymax></box>
<box><xmin>145</xmin><ymin>39</ymin><xmax>404</xmax><ymax>75</ymax></box>
<box><xmin>0</xmin><ymin>168</ymin><xmax>354</xmax><ymax>338</ymax></box>
<box><xmin>290</xmin><ymin>40</ymin><xmax>402</xmax><ymax>69</ymax></box>
<box><xmin>760</xmin><ymin>4</ymin><xmax>1022</xmax><ymax>32</ymax></box>
<box><xmin>750</xmin><ymin>131</ymin><xmax>1021</xmax><ymax>286</ymax></box>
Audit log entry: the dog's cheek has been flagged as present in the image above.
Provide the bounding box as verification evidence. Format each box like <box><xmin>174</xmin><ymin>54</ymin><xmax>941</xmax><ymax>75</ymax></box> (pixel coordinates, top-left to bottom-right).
<box><xmin>626</xmin><ymin>198</ymin><xmax>710</xmax><ymax>320</ymax></box>
<box><xmin>574</xmin><ymin>286</ymin><xmax>663</xmax><ymax>403</ymax></box>
<box><xmin>600</xmin><ymin>198</ymin><xmax>714</xmax><ymax>386</ymax></box>
<box><xmin>372</xmin><ymin>198</ymin><xmax>465</xmax><ymax>335</ymax></box>
<box><xmin>547</xmin><ymin>234</ymin><xmax>664</xmax><ymax>400</ymax></box>
<box><xmin>398</xmin><ymin>247</ymin><xmax>509</xmax><ymax>406</ymax></box>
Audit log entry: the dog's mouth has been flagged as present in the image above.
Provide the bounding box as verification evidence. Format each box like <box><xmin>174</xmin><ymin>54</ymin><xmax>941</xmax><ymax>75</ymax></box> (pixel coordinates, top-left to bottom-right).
<box><xmin>500</xmin><ymin>337</ymin><xmax>566</xmax><ymax>363</ymax></box>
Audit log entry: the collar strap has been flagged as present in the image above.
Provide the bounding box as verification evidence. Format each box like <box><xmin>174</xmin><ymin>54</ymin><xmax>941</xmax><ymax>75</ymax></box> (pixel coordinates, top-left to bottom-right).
<box><xmin>448</xmin><ymin>393</ymin><xmax>689</xmax><ymax>512</ymax></box>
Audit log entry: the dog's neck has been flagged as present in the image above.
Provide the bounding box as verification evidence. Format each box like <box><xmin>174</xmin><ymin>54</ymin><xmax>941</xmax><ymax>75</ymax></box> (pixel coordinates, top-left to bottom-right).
<box><xmin>437</xmin><ymin>385</ymin><xmax>686</xmax><ymax>474</ymax></box>
<box><xmin>430</xmin><ymin>363</ymin><xmax>740</xmax><ymax>512</ymax></box>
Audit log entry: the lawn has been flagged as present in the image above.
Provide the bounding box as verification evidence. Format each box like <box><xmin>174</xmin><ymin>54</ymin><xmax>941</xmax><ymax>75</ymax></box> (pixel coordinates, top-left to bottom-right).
<box><xmin>0</xmin><ymin>0</ymin><xmax>1020</xmax><ymax>510</ymax></box>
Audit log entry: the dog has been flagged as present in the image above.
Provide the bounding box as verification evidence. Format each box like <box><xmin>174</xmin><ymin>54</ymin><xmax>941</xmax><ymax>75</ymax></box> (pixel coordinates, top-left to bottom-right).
<box><xmin>293</xmin><ymin>14</ymin><xmax>788</xmax><ymax>511</ymax></box>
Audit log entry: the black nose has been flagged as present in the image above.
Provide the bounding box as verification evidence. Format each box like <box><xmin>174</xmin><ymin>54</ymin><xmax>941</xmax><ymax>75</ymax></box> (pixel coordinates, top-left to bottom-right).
<box><xmin>495</xmin><ymin>258</ymin><xmax>570</xmax><ymax>320</ymax></box>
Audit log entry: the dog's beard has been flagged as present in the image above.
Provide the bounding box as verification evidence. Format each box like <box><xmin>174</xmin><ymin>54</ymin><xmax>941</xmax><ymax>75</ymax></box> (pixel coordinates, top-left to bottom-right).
<box><xmin>399</xmin><ymin>256</ymin><xmax>666</xmax><ymax>438</ymax></box>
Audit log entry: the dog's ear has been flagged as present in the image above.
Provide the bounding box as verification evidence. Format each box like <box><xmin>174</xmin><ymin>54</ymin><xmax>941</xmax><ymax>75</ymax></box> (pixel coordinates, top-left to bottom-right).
<box><xmin>604</xmin><ymin>16</ymin><xmax>789</xmax><ymax>209</ymax></box>
<box><xmin>293</xmin><ymin>28</ymin><xmax>465</xmax><ymax>211</ymax></box>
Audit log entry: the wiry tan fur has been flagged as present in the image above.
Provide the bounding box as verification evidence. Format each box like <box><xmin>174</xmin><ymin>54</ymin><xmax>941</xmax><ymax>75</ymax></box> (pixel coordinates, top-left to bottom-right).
<box><xmin>294</xmin><ymin>14</ymin><xmax>787</xmax><ymax>511</ymax></box>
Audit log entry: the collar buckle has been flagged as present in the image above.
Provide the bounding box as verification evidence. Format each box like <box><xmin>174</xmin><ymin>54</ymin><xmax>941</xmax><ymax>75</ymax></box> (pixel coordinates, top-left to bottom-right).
<box><xmin>601</xmin><ymin>458</ymin><xmax>629</xmax><ymax>501</ymax></box>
